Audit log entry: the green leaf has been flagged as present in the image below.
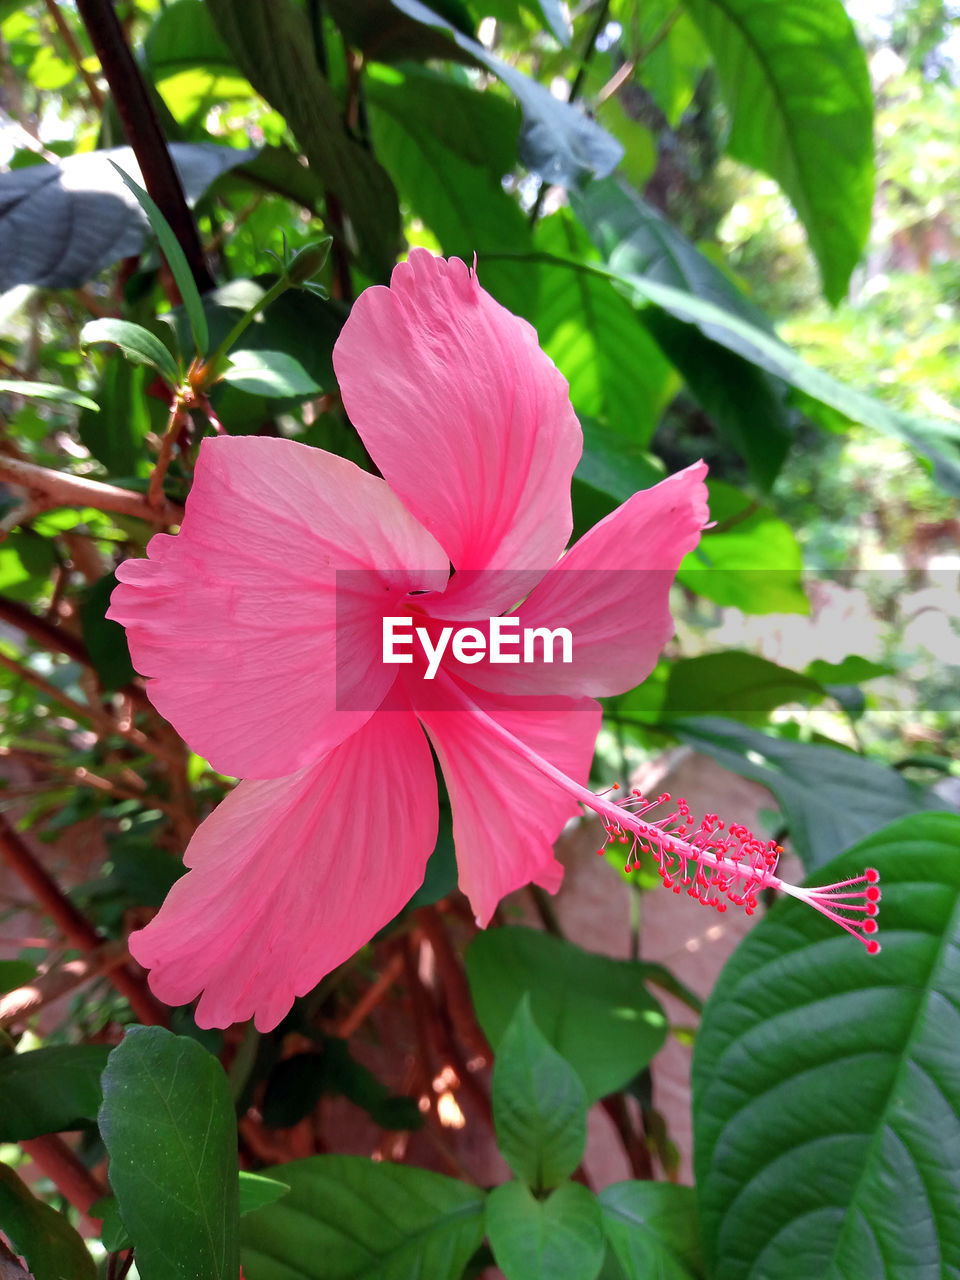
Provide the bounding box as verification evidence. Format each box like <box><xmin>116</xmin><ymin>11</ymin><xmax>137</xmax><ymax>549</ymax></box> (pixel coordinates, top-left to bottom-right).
<box><xmin>598</xmin><ymin>1182</ymin><xmax>704</xmax><ymax>1280</ymax></box>
<box><xmin>81</xmin><ymin>318</ymin><xmax>181</xmax><ymax>388</ymax></box>
<box><xmin>90</xmin><ymin>1196</ymin><xmax>132</xmax><ymax>1252</ymax></box>
<box><xmin>530</xmin><ymin>210</ymin><xmax>676</xmax><ymax>445</ymax></box>
<box><xmin>392</xmin><ymin>0</ymin><xmax>623</xmax><ymax>186</ymax></box>
<box><xmin>683</xmin><ymin>0</ymin><xmax>874</xmax><ymax>303</ymax></box>
<box><xmin>692</xmin><ymin>814</ymin><xmax>960</xmax><ymax>1279</ymax></box>
<box><xmin>238</xmin><ymin>1172</ymin><xmax>290</xmax><ymax>1216</ymax></box>
<box><xmin>0</xmin><ymin>379</ymin><xmax>98</xmax><ymax>412</ymax></box>
<box><xmin>466</xmin><ymin>927</ymin><xmax>666</xmax><ymax>1103</ymax></box>
<box><xmin>492</xmin><ymin>995</ymin><xmax>588</xmax><ymax>1190</ymax></box>
<box><xmin>238</xmin><ymin>1155</ymin><xmax>485</xmax><ymax>1279</ymax></box>
<box><xmin>805</xmin><ymin>656</ymin><xmax>894</xmax><ymax>685</ymax></box>
<box><xmin>670</xmin><ymin>717</ymin><xmax>940</xmax><ymax>871</ymax></box>
<box><xmin>78</xmin><ymin>359</ymin><xmax>151</xmax><ymax>475</ymax></box>
<box><xmin>221</xmin><ymin>349</ymin><xmax>321</xmax><ymax>397</ymax></box>
<box><xmin>570</xmin><ymin>180</ymin><xmax>792</xmax><ymax>487</ymax></box>
<box><xmin>602</xmin><ymin>266</ymin><xmax>960</xmax><ymax>494</ymax></box>
<box><xmin>206</xmin><ymin>0</ymin><xmax>400</xmax><ymax>278</ymax></box>
<box><xmin>111</xmin><ymin>163</ymin><xmax>209</xmax><ymax>356</ymax></box>
<box><xmin>323</xmin><ymin>0</ymin><xmax>478</xmax><ymax>64</ymax></box>
<box><xmin>573</xmin><ymin>416</ymin><xmax>664</xmax><ymax>506</ymax></box>
<box><xmin>660</xmin><ymin>652</ymin><xmax>824</xmax><ymax>721</ymax></box>
<box><xmin>145</xmin><ymin>0</ymin><xmax>236</xmax><ymax>78</ymax></box>
<box><xmin>486</xmin><ymin>1180</ymin><xmax>605</xmax><ymax>1280</ymax></box>
<box><xmin>677</xmin><ymin>480</ymin><xmax>808</xmax><ymax>614</ymax></box>
<box><xmin>98</xmin><ymin>1025</ymin><xmax>240</xmax><ymax>1280</ymax></box>
<box><xmin>0</xmin><ymin>1162</ymin><xmax>96</xmax><ymax>1280</ymax></box>
<box><xmin>0</xmin><ymin>959</ymin><xmax>34</xmax><ymax>994</ymax></box>
<box><xmin>80</xmin><ymin>572</ymin><xmax>136</xmax><ymax>692</ymax></box>
<box><xmin>365</xmin><ymin>65</ymin><xmax>531</xmax><ymax>310</ymax></box>
<box><xmin>0</xmin><ymin>1045</ymin><xmax>110</xmax><ymax>1140</ymax></box>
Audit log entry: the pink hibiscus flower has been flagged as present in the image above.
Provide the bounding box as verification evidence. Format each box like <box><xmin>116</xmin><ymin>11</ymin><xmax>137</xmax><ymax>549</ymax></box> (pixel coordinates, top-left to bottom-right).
<box><xmin>109</xmin><ymin>251</ymin><xmax>879</xmax><ymax>1032</ymax></box>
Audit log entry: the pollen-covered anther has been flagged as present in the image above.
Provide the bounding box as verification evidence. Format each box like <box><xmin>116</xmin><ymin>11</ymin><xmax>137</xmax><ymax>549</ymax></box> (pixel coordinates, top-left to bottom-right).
<box><xmin>591</xmin><ymin>788</ymin><xmax>882</xmax><ymax>953</ymax></box>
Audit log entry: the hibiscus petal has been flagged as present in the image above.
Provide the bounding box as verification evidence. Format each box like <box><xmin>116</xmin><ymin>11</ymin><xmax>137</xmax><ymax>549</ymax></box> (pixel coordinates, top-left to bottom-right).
<box><xmin>332</xmin><ymin>250</ymin><xmax>582</xmax><ymax>604</ymax></box>
<box><xmin>108</xmin><ymin>436</ymin><xmax>448</xmax><ymax>778</ymax></box>
<box><xmin>128</xmin><ymin>709</ymin><xmax>438</xmax><ymax>1032</ymax></box>
<box><xmin>457</xmin><ymin>461</ymin><xmax>709</xmax><ymax>698</ymax></box>
<box><xmin>419</xmin><ymin>685</ymin><xmax>601</xmax><ymax>926</ymax></box>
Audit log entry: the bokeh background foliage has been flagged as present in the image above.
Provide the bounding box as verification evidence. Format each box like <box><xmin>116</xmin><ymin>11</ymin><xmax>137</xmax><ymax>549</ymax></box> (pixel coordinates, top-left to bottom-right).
<box><xmin>0</xmin><ymin>0</ymin><xmax>958</xmax><ymax>1277</ymax></box>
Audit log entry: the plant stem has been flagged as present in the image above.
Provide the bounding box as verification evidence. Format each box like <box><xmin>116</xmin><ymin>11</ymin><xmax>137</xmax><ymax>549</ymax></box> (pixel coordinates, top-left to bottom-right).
<box><xmin>43</xmin><ymin>0</ymin><xmax>104</xmax><ymax>110</ymax></box>
<box><xmin>73</xmin><ymin>0</ymin><xmax>214</xmax><ymax>293</ymax></box>
<box><xmin>0</xmin><ymin>453</ymin><xmax>183</xmax><ymax>527</ymax></box>
<box><xmin>0</xmin><ymin>813</ymin><xmax>167</xmax><ymax>1026</ymax></box>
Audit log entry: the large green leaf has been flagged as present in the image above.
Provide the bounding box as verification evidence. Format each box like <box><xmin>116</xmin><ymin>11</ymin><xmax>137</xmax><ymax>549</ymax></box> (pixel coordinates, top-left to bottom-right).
<box><xmin>238</xmin><ymin>1155</ymin><xmax>485</xmax><ymax>1279</ymax></box>
<box><xmin>660</xmin><ymin>651</ymin><xmax>824</xmax><ymax>721</ymax></box>
<box><xmin>0</xmin><ymin>1044</ymin><xmax>110</xmax><ymax>1140</ymax></box>
<box><xmin>365</xmin><ymin>64</ymin><xmax>529</xmax><ymax>279</ymax></box>
<box><xmin>0</xmin><ymin>1162</ymin><xmax>95</xmax><ymax>1280</ymax></box>
<box><xmin>677</xmin><ymin>480</ymin><xmax>808</xmax><ymax>615</ymax></box>
<box><xmin>99</xmin><ymin>1026</ymin><xmax>240</xmax><ymax>1280</ymax></box>
<box><xmin>530</xmin><ymin>210</ymin><xmax>675</xmax><ymax>445</ymax></box>
<box><xmin>0</xmin><ymin>379</ymin><xmax>98</xmax><ymax>412</ymax></box>
<box><xmin>571</xmin><ymin>180</ymin><xmax>792</xmax><ymax>487</ymax></box>
<box><xmin>492</xmin><ymin>995</ymin><xmax>588</xmax><ymax>1191</ymax></box>
<box><xmin>206</xmin><ymin>0</ymin><xmax>400</xmax><ymax>277</ymax></box>
<box><xmin>466</xmin><ymin>927</ymin><xmax>666</xmax><ymax>1102</ymax></box>
<box><xmin>693</xmin><ymin>814</ymin><xmax>960</xmax><ymax>1278</ymax></box>
<box><xmin>391</xmin><ymin>0</ymin><xmax>622</xmax><ymax>186</ymax></box>
<box><xmin>486</xmin><ymin>1180</ymin><xmax>605</xmax><ymax>1280</ymax></box>
<box><xmin>222</xmin><ymin>349</ymin><xmax>321</xmax><ymax>398</ymax></box>
<box><xmin>683</xmin><ymin>0</ymin><xmax>874</xmax><ymax>303</ymax></box>
<box><xmin>669</xmin><ymin>717</ymin><xmax>939</xmax><ymax>871</ymax></box>
<box><xmin>598</xmin><ymin>1182</ymin><xmax>704</xmax><ymax>1280</ymax></box>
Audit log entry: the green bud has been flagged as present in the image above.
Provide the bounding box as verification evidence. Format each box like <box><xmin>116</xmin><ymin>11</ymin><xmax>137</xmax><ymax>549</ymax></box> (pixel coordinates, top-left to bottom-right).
<box><xmin>286</xmin><ymin>239</ymin><xmax>332</xmax><ymax>285</ymax></box>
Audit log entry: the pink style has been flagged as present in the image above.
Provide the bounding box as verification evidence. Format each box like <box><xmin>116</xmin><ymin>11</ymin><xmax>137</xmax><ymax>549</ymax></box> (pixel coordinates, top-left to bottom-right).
<box><xmin>107</xmin><ymin>250</ymin><xmax>879</xmax><ymax>1033</ymax></box>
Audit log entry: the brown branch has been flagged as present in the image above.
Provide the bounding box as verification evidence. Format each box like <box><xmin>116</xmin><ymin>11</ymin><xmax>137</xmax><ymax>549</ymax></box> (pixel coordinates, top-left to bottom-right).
<box><xmin>0</xmin><ymin>454</ymin><xmax>184</xmax><ymax>529</ymax></box>
<box><xmin>19</xmin><ymin>1135</ymin><xmax>107</xmax><ymax>1222</ymax></box>
<box><xmin>0</xmin><ymin>940</ymin><xmax>128</xmax><ymax>1027</ymax></box>
<box><xmin>416</xmin><ymin>907</ymin><xmax>490</xmax><ymax>1062</ymax></box>
<box><xmin>0</xmin><ymin>813</ymin><xmax>167</xmax><ymax>1026</ymax></box>
<box><xmin>334</xmin><ymin>950</ymin><xmax>404</xmax><ymax>1039</ymax></box>
<box><xmin>72</xmin><ymin>0</ymin><xmax>214</xmax><ymax>293</ymax></box>
<box><xmin>43</xmin><ymin>0</ymin><xmax>105</xmax><ymax>110</ymax></box>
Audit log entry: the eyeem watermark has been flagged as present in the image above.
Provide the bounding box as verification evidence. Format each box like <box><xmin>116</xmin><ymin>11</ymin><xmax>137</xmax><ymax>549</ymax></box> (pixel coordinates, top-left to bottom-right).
<box><xmin>383</xmin><ymin>616</ymin><xmax>573</xmax><ymax>680</ymax></box>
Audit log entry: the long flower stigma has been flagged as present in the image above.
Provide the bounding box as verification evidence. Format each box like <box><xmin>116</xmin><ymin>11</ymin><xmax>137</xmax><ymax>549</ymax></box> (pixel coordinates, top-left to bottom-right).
<box><xmin>594</xmin><ymin>788</ymin><xmax>881</xmax><ymax>952</ymax></box>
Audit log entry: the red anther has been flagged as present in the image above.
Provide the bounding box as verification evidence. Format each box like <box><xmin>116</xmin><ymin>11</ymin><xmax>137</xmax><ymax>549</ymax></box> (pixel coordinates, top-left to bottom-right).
<box><xmin>866</xmin><ymin>886</ymin><xmax>881</xmax><ymax>902</ymax></box>
<box><xmin>612</xmin><ymin>782</ymin><xmax>620</xmax><ymax>790</ymax></box>
<box><xmin>866</xmin><ymin>939</ymin><xmax>881</xmax><ymax>955</ymax></box>
<box><xmin>863</xmin><ymin>919</ymin><xmax>878</xmax><ymax>934</ymax></box>
<box><xmin>866</xmin><ymin>902</ymin><xmax>878</xmax><ymax>916</ymax></box>
<box><xmin>865</xmin><ymin>867</ymin><xmax>880</xmax><ymax>883</ymax></box>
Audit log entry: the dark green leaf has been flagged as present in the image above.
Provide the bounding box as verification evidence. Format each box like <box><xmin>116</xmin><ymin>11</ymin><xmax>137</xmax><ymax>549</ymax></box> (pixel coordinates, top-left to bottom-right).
<box><xmin>599</xmin><ymin>1182</ymin><xmax>703</xmax><ymax>1280</ymax></box>
<box><xmin>486</xmin><ymin>1180</ymin><xmax>605</xmax><ymax>1280</ymax></box>
<box><xmin>660</xmin><ymin>652</ymin><xmax>824</xmax><ymax>720</ymax></box>
<box><xmin>670</xmin><ymin>717</ymin><xmax>940</xmax><ymax>870</ymax></box>
<box><xmin>112</xmin><ymin>164</ymin><xmax>209</xmax><ymax>356</ymax></box>
<box><xmin>391</xmin><ymin>0</ymin><xmax>622</xmax><ymax>186</ymax></box>
<box><xmin>570</xmin><ymin>180</ymin><xmax>792</xmax><ymax>486</ymax></box>
<box><xmin>90</xmin><ymin>1196</ymin><xmax>132</xmax><ymax>1252</ymax></box>
<box><xmin>77</xmin><ymin>359</ymin><xmax>151</xmax><ymax>475</ymax></box>
<box><xmin>0</xmin><ymin>1045</ymin><xmax>110</xmax><ymax>1140</ymax></box>
<box><xmin>0</xmin><ymin>379</ymin><xmax>98</xmax><ymax>412</ymax></box>
<box><xmin>466</xmin><ymin>927</ymin><xmax>666</xmax><ymax>1102</ymax></box>
<box><xmin>222</xmin><ymin>349</ymin><xmax>321</xmax><ymax>397</ymax></box>
<box><xmin>238</xmin><ymin>1155</ymin><xmax>485</xmax><ymax>1279</ymax></box>
<box><xmin>683</xmin><ymin>0</ymin><xmax>874</xmax><ymax>302</ymax></box>
<box><xmin>145</xmin><ymin>0</ymin><xmax>236</xmax><ymax>77</ymax></box>
<box><xmin>0</xmin><ymin>144</ymin><xmax>255</xmax><ymax>291</ymax></box>
<box><xmin>574</xmin><ymin>416</ymin><xmax>664</xmax><ymax>507</ymax></box>
<box><xmin>99</xmin><ymin>1025</ymin><xmax>240</xmax><ymax>1280</ymax></box>
<box><xmin>238</xmin><ymin>1172</ymin><xmax>290</xmax><ymax>1216</ymax></box>
<box><xmin>0</xmin><ymin>1162</ymin><xmax>96</xmax><ymax>1280</ymax></box>
<box><xmin>492</xmin><ymin>995</ymin><xmax>588</xmax><ymax>1190</ymax></box>
<box><xmin>324</xmin><ymin>0</ymin><xmax>478</xmax><ymax>64</ymax></box>
<box><xmin>80</xmin><ymin>572</ymin><xmax>136</xmax><ymax>692</ymax></box>
<box><xmin>81</xmin><ymin>318</ymin><xmax>181</xmax><ymax>388</ymax></box>
<box><xmin>693</xmin><ymin>814</ymin><xmax>960</xmax><ymax>1279</ymax></box>
<box><xmin>0</xmin><ymin>959</ymin><xmax>34</xmax><ymax>994</ymax></box>
<box><xmin>206</xmin><ymin>0</ymin><xmax>400</xmax><ymax>278</ymax></box>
